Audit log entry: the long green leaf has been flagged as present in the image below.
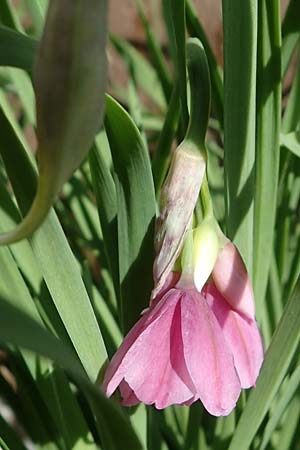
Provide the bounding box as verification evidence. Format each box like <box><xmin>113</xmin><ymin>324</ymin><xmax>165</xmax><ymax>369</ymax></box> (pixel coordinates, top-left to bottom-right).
<box><xmin>89</xmin><ymin>139</ymin><xmax>119</xmax><ymax>303</ymax></box>
<box><xmin>105</xmin><ymin>95</ymin><xmax>156</xmax><ymax>332</ymax></box>
<box><xmin>222</xmin><ymin>0</ymin><xmax>257</xmax><ymax>276</ymax></box>
<box><xmin>253</xmin><ymin>0</ymin><xmax>281</xmax><ymax>303</ymax></box>
<box><xmin>0</xmin><ymin>105</ymin><xmax>107</xmax><ymax>382</ymax></box>
<box><xmin>228</xmin><ymin>277</ymin><xmax>300</xmax><ymax>450</ymax></box>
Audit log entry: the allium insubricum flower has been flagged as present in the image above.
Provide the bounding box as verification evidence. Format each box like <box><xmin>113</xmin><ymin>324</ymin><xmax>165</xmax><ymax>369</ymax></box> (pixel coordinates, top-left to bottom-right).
<box><xmin>103</xmin><ymin>147</ymin><xmax>263</xmax><ymax>416</ymax></box>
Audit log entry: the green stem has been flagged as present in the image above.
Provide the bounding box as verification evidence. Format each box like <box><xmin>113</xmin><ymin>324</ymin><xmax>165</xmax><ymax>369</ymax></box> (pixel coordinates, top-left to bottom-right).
<box><xmin>200</xmin><ymin>173</ymin><xmax>214</xmax><ymax>218</ymax></box>
<box><xmin>179</xmin><ymin>228</ymin><xmax>194</xmax><ymax>282</ymax></box>
<box><xmin>186</xmin><ymin>38</ymin><xmax>211</xmax><ymax>149</ymax></box>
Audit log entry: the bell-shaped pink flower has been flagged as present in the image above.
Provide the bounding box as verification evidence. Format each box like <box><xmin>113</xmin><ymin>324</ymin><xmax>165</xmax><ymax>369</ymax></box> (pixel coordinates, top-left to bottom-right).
<box><xmin>102</xmin><ymin>268</ymin><xmax>263</xmax><ymax>416</ymax></box>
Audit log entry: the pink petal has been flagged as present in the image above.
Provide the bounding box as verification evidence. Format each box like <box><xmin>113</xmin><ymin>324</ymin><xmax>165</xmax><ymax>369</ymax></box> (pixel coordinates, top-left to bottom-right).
<box><xmin>205</xmin><ymin>284</ymin><xmax>264</xmax><ymax>388</ymax></box>
<box><xmin>181</xmin><ymin>290</ymin><xmax>241</xmax><ymax>416</ymax></box>
<box><xmin>212</xmin><ymin>242</ymin><xmax>255</xmax><ymax>319</ymax></box>
<box><xmin>103</xmin><ymin>290</ymin><xmax>195</xmax><ymax>408</ymax></box>
<box><xmin>119</xmin><ymin>380</ymin><xmax>140</xmax><ymax>406</ymax></box>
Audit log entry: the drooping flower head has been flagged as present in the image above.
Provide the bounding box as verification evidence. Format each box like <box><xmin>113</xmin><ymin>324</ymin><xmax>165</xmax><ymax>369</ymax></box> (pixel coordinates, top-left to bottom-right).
<box><xmin>103</xmin><ymin>218</ymin><xmax>264</xmax><ymax>416</ymax></box>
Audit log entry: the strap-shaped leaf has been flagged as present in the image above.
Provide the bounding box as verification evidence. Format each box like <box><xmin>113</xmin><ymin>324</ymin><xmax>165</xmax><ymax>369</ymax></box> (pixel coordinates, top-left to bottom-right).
<box><xmin>0</xmin><ymin>106</ymin><xmax>107</xmax><ymax>382</ymax></box>
<box><xmin>104</xmin><ymin>95</ymin><xmax>156</xmax><ymax>333</ymax></box>
<box><xmin>223</xmin><ymin>0</ymin><xmax>257</xmax><ymax>276</ymax></box>
<box><xmin>253</xmin><ymin>0</ymin><xmax>281</xmax><ymax>303</ymax></box>
<box><xmin>0</xmin><ymin>0</ymin><xmax>107</xmax><ymax>245</ymax></box>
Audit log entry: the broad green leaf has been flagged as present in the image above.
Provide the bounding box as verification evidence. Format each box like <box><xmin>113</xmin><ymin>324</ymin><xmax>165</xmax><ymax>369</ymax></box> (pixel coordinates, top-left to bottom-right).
<box><xmin>0</xmin><ymin>25</ymin><xmax>37</xmax><ymax>73</ymax></box>
<box><xmin>280</xmin><ymin>131</ymin><xmax>300</xmax><ymax>158</ymax></box>
<box><xmin>228</xmin><ymin>278</ymin><xmax>300</xmax><ymax>450</ymax></box>
<box><xmin>222</xmin><ymin>0</ymin><xmax>257</xmax><ymax>276</ymax></box>
<box><xmin>0</xmin><ymin>296</ymin><xmax>142</xmax><ymax>450</ymax></box>
<box><xmin>253</xmin><ymin>0</ymin><xmax>281</xmax><ymax>303</ymax></box>
<box><xmin>0</xmin><ymin>0</ymin><xmax>107</xmax><ymax>245</ymax></box>
<box><xmin>104</xmin><ymin>95</ymin><xmax>156</xmax><ymax>332</ymax></box>
<box><xmin>0</xmin><ymin>106</ymin><xmax>107</xmax><ymax>382</ymax></box>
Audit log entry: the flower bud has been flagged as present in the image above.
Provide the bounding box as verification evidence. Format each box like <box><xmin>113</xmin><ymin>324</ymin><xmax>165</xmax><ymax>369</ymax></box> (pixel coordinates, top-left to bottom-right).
<box><xmin>152</xmin><ymin>144</ymin><xmax>206</xmax><ymax>297</ymax></box>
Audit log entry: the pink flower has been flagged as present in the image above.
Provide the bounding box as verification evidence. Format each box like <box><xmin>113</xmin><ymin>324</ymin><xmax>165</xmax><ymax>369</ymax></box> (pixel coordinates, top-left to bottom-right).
<box><xmin>102</xmin><ymin>249</ymin><xmax>264</xmax><ymax>415</ymax></box>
